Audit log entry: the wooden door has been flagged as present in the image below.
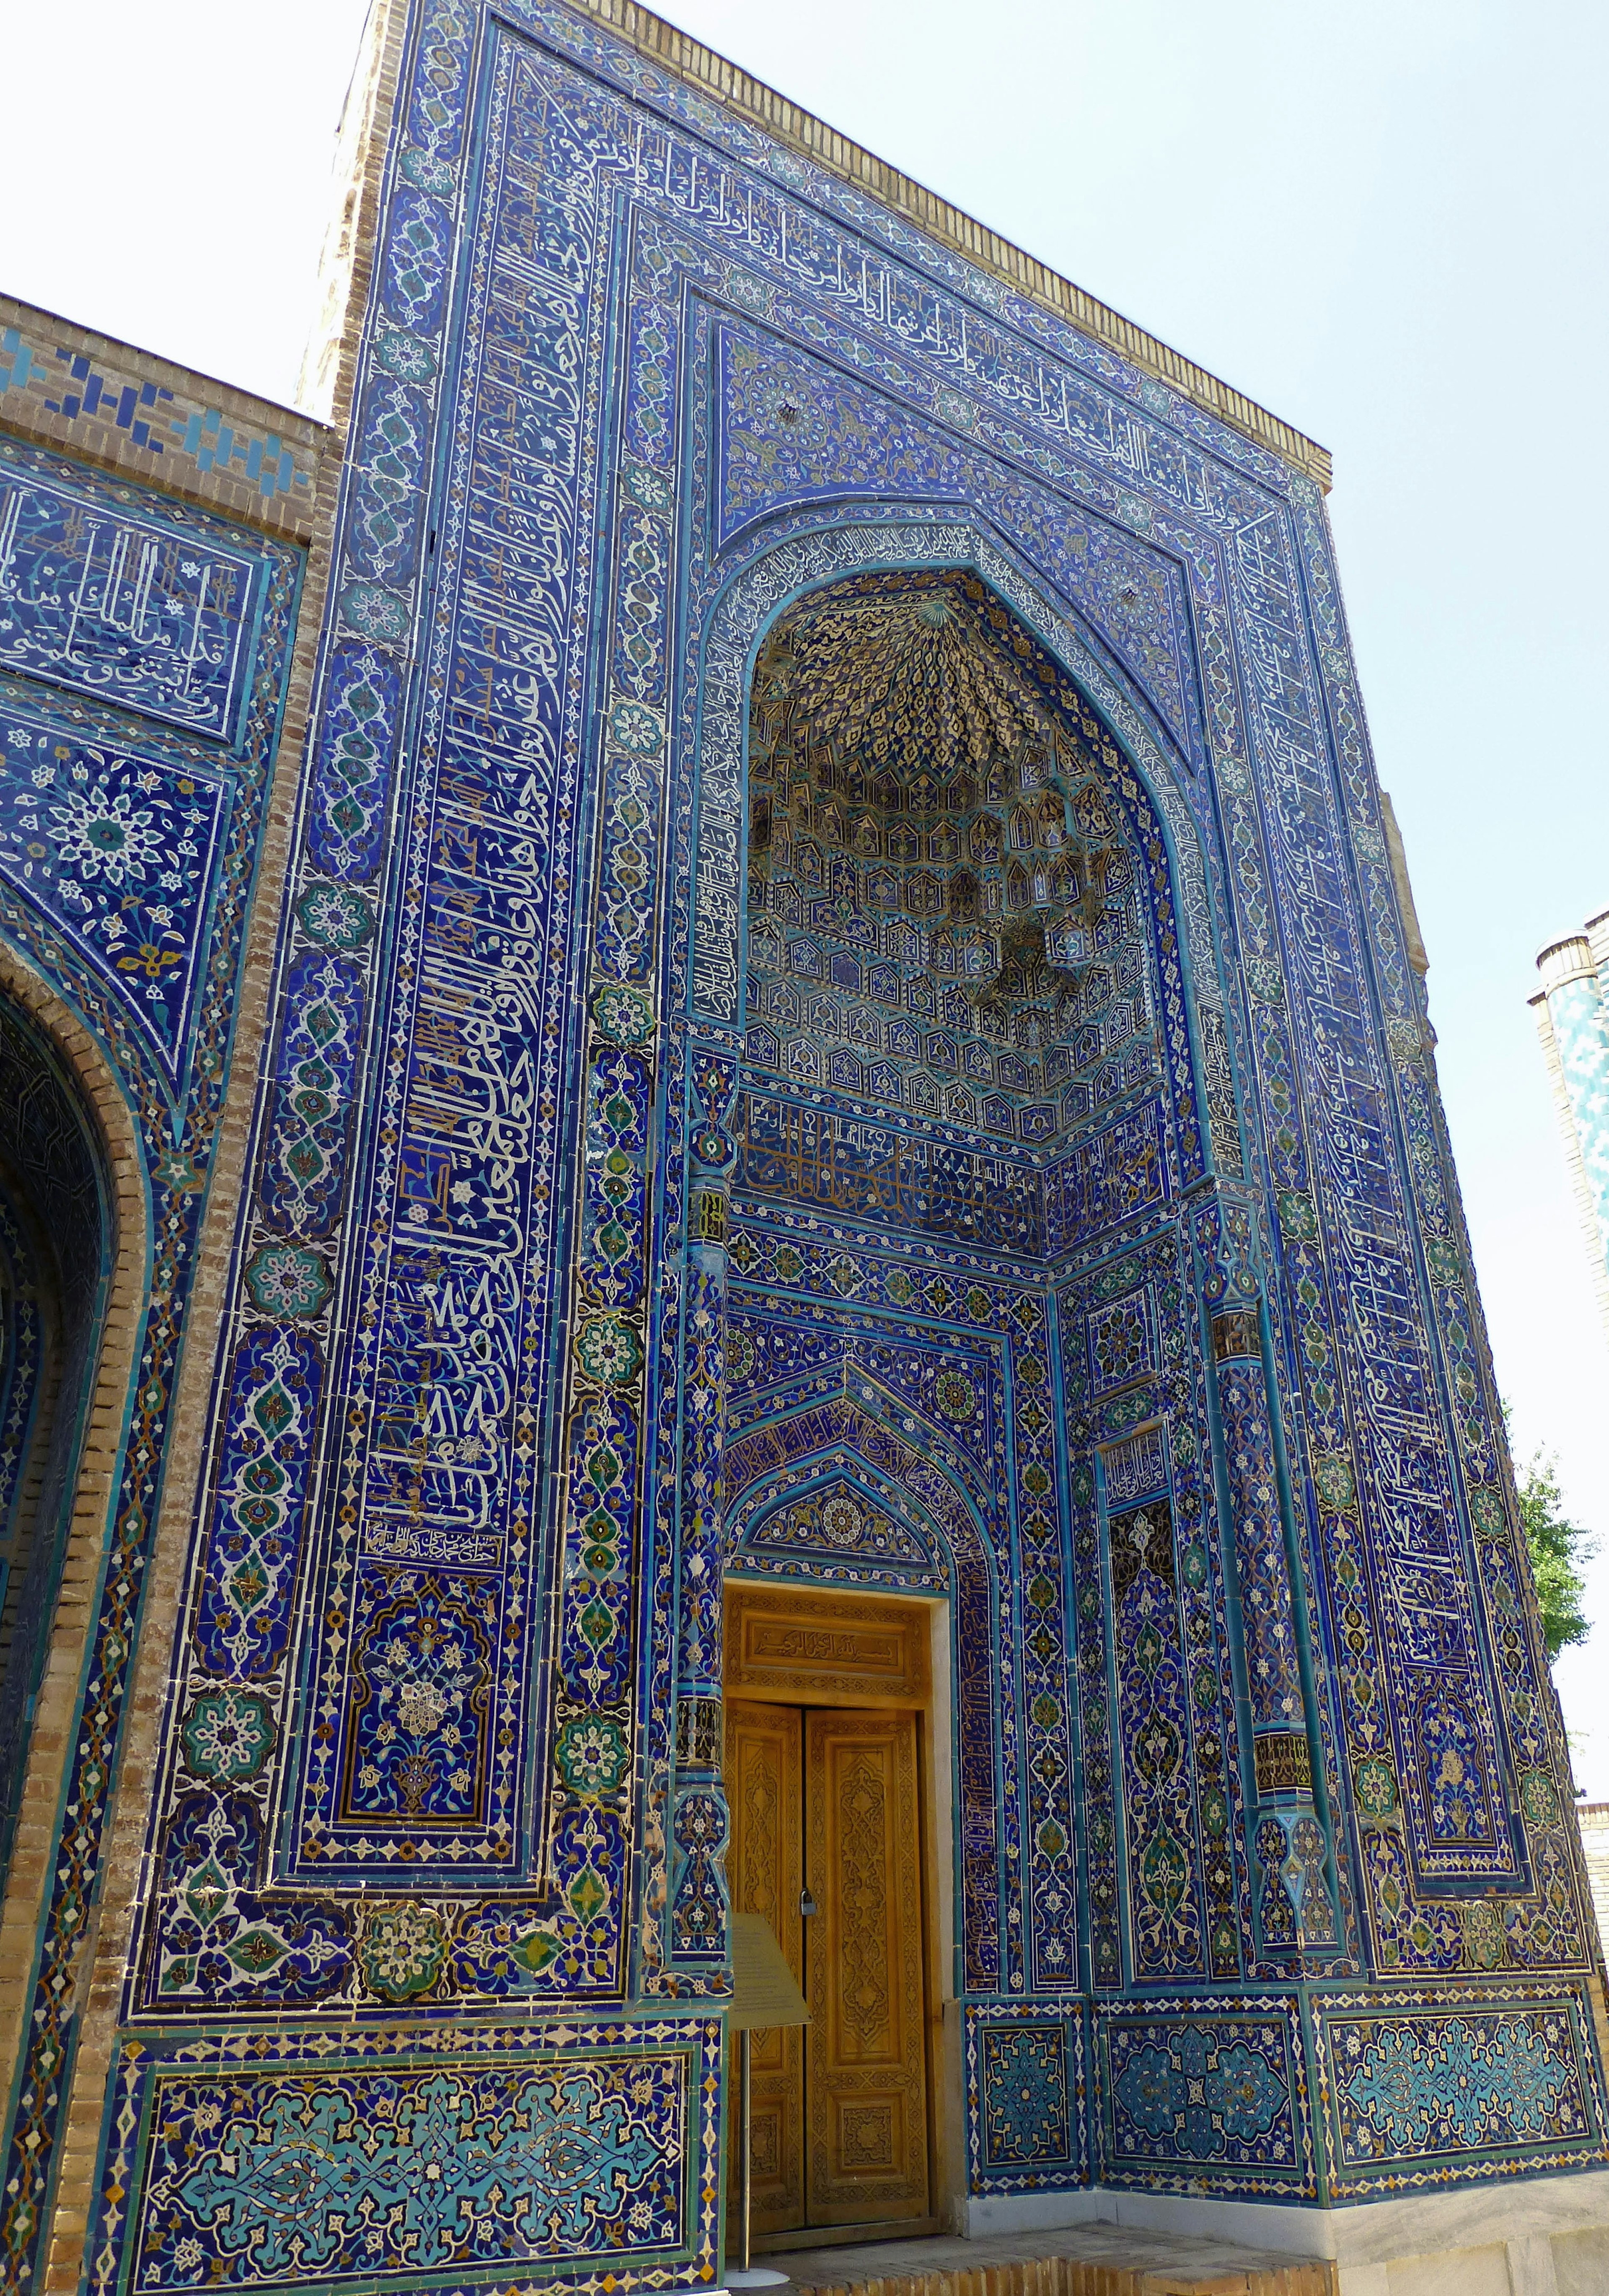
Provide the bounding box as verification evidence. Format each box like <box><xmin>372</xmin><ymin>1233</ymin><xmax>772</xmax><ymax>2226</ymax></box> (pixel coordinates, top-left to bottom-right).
<box><xmin>804</xmin><ymin>1708</ymin><xmax>929</xmax><ymax>2226</ymax></box>
<box><xmin>725</xmin><ymin>1700</ymin><xmax>805</xmax><ymax>2237</ymax></box>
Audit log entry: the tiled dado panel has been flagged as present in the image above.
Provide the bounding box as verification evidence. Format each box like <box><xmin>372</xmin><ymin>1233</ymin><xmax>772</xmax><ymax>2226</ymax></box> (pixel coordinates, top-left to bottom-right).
<box><xmin>969</xmin><ymin>1987</ymin><xmax>1609</xmax><ymax>2202</ymax></box>
<box><xmin>36</xmin><ymin>0</ymin><xmax>1599</xmax><ymax>2285</ymax></box>
<box><xmin>1315</xmin><ymin>1985</ymin><xmax>1609</xmax><ymax>2199</ymax></box>
<box><xmin>1092</xmin><ymin>1995</ymin><xmax>1317</xmax><ymax>2200</ymax></box>
<box><xmin>965</xmin><ymin>2004</ymin><xmax>1089</xmax><ymax>2196</ymax></box>
<box><xmin>1081</xmin><ymin>1987</ymin><xmax>1609</xmax><ymax>2202</ymax></box>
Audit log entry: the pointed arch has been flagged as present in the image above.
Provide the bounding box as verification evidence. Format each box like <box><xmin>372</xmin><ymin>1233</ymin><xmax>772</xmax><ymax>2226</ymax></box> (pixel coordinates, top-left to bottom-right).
<box><xmin>731</xmin><ymin>1451</ymin><xmax>948</xmax><ymax>1591</ymax></box>
<box><xmin>0</xmin><ymin>941</ymin><xmax>147</xmax><ymax>2109</ymax></box>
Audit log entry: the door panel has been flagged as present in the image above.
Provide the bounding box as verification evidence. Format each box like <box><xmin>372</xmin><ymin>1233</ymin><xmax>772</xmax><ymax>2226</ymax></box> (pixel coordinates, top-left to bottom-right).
<box><xmin>724</xmin><ymin>1700</ymin><xmax>805</xmax><ymax>2237</ymax></box>
<box><xmin>804</xmin><ymin>1708</ymin><xmax>929</xmax><ymax>2226</ymax></box>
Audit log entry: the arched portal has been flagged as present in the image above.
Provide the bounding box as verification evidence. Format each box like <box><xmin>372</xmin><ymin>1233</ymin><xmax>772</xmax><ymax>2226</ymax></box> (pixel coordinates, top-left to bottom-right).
<box><xmin>722</xmin><ymin>1368</ymin><xmax>1005</xmax><ymax>1999</ymax></box>
<box><xmin>0</xmin><ymin>995</ymin><xmax>109</xmax><ymax>1879</ymax></box>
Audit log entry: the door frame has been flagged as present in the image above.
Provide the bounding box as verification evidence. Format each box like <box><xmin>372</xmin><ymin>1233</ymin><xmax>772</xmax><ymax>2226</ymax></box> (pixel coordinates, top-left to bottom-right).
<box><xmin>722</xmin><ymin>1576</ymin><xmax>954</xmax><ymax>2249</ymax></box>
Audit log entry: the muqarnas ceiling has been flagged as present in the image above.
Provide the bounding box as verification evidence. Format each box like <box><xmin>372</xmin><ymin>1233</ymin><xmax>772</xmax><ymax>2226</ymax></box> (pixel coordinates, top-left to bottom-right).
<box><xmin>743</xmin><ymin>571</ymin><xmax>1159</xmax><ymax>1151</ymax></box>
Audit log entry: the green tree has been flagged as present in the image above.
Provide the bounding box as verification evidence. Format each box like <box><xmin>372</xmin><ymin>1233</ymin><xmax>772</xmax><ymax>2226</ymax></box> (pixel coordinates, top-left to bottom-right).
<box><xmin>1516</xmin><ymin>1445</ymin><xmax>1596</xmax><ymax>1662</ymax></box>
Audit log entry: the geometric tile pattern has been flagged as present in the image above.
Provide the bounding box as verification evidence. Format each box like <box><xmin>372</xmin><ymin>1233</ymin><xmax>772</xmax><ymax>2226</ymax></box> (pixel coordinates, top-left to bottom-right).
<box><xmin>1318</xmin><ymin>1986</ymin><xmax>1603</xmax><ymax>2195</ymax></box>
<box><xmin>92</xmin><ymin>2014</ymin><xmax>722</xmax><ymax>2295</ymax></box>
<box><xmin>979</xmin><ymin>2022</ymin><xmax>1073</xmax><ymax>2173</ymax></box>
<box><xmin>1099</xmin><ymin>2001</ymin><xmax>1310</xmax><ymax>2194</ymax></box>
<box><xmin>737</xmin><ymin>1470</ymin><xmax>946</xmax><ymax>1586</ymax></box>
<box><xmin>0</xmin><ymin>703</ymin><xmax>230</xmax><ymax>1072</ymax></box>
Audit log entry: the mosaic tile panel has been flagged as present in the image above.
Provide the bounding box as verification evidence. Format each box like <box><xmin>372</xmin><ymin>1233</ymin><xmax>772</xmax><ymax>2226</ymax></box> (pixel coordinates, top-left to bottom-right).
<box><xmin>1317</xmin><ymin>1987</ymin><xmax>1609</xmax><ymax>2195</ymax></box>
<box><xmin>0</xmin><ymin>449</ymin><xmax>265</xmax><ymax>738</ymax></box>
<box><xmin>1095</xmin><ymin>1998</ymin><xmax>1314</xmax><ymax>2197</ymax></box>
<box><xmin>0</xmin><ymin>707</ymin><xmax>230</xmax><ymax>1073</ymax></box>
<box><xmin>738</xmin><ymin>1472</ymin><xmax>945</xmax><ymax>1585</ymax></box>
<box><xmin>89</xmin><ymin>2016</ymin><xmax>722</xmax><ymax>2296</ymax></box>
<box><xmin>964</xmin><ymin>2004</ymin><xmax>1087</xmax><ymax>2192</ymax></box>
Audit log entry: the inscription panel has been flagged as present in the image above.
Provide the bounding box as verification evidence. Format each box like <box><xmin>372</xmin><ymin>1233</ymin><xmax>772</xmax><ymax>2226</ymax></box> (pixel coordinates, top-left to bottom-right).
<box><xmin>0</xmin><ymin>451</ymin><xmax>265</xmax><ymax>739</ymax></box>
<box><xmin>727</xmin><ymin>1584</ymin><xmax>932</xmax><ymax>1706</ymax></box>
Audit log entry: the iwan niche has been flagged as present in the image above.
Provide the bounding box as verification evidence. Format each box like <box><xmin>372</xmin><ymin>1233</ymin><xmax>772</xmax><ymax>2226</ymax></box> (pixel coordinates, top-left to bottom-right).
<box><xmin>737</xmin><ymin>568</ymin><xmax>1186</xmax><ymax>1263</ymax></box>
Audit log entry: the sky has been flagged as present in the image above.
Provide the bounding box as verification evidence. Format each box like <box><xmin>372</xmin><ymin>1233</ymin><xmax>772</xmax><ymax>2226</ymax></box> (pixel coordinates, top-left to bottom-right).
<box><xmin>5</xmin><ymin>3</ymin><xmax>1609</xmax><ymax>1768</ymax></box>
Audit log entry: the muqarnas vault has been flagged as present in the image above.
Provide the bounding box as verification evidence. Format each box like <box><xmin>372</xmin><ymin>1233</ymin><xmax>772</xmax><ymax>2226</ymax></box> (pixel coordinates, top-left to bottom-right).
<box><xmin>0</xmin><ymin>2</ymin><xmax>1603</xmax><ymax>2292</ymax></box>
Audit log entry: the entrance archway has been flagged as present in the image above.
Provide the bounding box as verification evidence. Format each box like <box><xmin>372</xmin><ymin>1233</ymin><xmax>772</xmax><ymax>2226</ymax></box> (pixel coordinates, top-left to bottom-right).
<box><xmin>710</xmin><ymin>554</ymin><xmax>1208</xmax><ymax>1924</ymax></box>
<box><xmin>666</xmin><ymin>540</ymin><xmax>1337</xmax><ymax>2254</ymax></box>
<box><xmin>0</xmin><ymin>995</ymin><xmax>109</xmax><ymax>1880</ymax></box>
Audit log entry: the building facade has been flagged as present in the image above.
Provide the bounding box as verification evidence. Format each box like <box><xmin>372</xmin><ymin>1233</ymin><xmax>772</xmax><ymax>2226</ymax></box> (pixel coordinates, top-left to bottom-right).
<box><xmin>0</xmin><ymin>6</ymin><xmax>1605</xmax><ymax>2295</ymax></box>
<box><xmin>1533</xmin><ymin>914</ymin><xmax>1609</xmax><ymax>1350</ymax></box>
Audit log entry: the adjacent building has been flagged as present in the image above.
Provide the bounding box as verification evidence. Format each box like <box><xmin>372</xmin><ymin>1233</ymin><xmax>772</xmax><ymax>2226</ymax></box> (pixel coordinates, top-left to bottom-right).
<box><xmin>1533</xmin><ymin>914</ymin><xmax>1609</xmax><ymax>1347</ymax></box>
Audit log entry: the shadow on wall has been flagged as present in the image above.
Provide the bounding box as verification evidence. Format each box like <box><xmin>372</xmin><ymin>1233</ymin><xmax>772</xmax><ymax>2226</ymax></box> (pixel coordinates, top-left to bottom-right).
<box><xmin>0</xmin><ymin>997</ymin><xmax>109</xmax><ymax>1881</ymax></box>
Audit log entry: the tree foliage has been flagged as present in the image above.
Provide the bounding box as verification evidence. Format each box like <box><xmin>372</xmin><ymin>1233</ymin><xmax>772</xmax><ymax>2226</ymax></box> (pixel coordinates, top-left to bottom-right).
<box><xmin>1516</xmin><ymin>1445</ymin><xmax>1596</xmax><ymax>1662</ymax></box>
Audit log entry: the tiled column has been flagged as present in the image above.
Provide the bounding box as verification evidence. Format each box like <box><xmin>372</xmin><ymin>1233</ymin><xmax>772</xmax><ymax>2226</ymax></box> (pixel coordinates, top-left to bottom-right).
<box><xmin>1210</xmin><ymin>1303</ymin><xmax>1337</xmax><ymax>1959</ymax></box>
<box><xmin>667</xmin><ymin>1047</ymin><xmax>738</xmax><ymax>1967</ymax></box>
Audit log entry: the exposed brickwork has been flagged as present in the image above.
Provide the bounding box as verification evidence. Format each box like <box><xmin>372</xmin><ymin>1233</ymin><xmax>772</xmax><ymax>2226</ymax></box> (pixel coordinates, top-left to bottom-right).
<box><xmin>0</xmin><ymin>293</ymin><xmax>329</xmax><ymax>544</ymax></box>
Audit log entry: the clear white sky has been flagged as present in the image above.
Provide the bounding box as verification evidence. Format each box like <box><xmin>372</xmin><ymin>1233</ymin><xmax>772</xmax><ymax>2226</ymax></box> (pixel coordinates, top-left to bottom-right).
<box><xmin>5</xmin><ymin>1</ymin><xmax>1608</xmax><ymax>1775</ymax></box>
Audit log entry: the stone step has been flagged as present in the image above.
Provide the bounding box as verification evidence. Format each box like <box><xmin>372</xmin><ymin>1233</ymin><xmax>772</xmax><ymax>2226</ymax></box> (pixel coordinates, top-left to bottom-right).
<box><xmin>749</xmin><ymin>2223</ymin><xmax>1336</xmax><ymax>2296</ymax></box>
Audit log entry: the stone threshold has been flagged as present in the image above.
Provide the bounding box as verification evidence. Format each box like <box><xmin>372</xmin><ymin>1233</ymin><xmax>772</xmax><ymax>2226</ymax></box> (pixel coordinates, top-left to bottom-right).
<box><xmin>748</xmin><ymin>2221</ymin><xmax>1339</xmax><ymax>2296</ymax></box>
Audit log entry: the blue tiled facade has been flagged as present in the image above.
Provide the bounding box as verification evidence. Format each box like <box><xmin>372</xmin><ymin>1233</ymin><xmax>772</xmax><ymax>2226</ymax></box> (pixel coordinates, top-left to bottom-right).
<box><xmin>0</xmin><ymin>3</ymin><xmax>1600</xmax><ymax>2289</ymax></box>
<box><xmin>0</xmin><ymin>382</ymin><xmax>307</xmax><ymax>2286</ymax></box>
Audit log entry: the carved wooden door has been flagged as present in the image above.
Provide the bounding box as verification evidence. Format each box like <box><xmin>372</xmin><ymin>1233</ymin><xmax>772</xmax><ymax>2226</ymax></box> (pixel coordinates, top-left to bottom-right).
<box><xmin>725</xmin><ymin>1700</ymin><xmax>805</xmax><ymax>2237</ymax></box>
<box><xmin>803</xmin><ymin>1708</ymin><xmax>929</xmax><ymax>2226</ymax></box>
